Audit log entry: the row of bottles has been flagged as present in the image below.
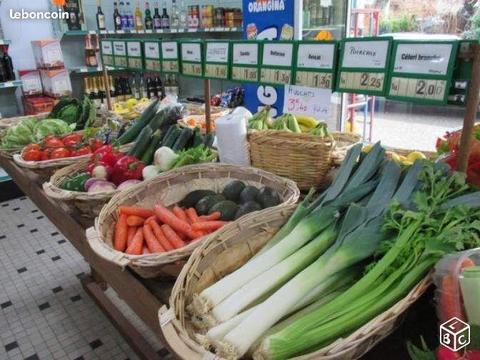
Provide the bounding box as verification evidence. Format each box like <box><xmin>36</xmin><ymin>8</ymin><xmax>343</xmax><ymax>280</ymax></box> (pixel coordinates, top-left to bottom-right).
<box><xmin>0</xmin><ymin>45</ymin><xmax>15</xmax><ymax>83</ymax></box>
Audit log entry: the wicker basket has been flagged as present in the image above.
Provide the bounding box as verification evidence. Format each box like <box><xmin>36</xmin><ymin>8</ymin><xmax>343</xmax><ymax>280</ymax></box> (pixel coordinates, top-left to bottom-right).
<box><xmin>248</xmin><ymin>131</ymin><xmax>360</xmax><ymax>191</ymax></box>
<box><xmin>87</xmin><ymin>163</ymin><xmax>300</xmax><ymax>279</ymax></box>
<box><xmin>159</xmin><ymin>205</ymin><xmax>432</xmax><ymax>360</ymax></box>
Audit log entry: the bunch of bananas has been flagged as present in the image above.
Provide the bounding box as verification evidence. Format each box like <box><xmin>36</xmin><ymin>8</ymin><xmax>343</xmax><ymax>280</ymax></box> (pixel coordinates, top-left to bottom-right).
<box><xmin>112</xmin><ymin>97</ymin><xmax>149</xmax><ymax>120</ymax></box>
<box><xmin>271</xmin><ymin>113</ymin><xmax>302</xmax><ymax>133</ymax></box>
<box><xmin>308</xmin><ymin>122</ymin><xmax>331</xmax><ymax>138</ymax></box>
<box><xmin>248</xmin><ymin>107</ymin><xmax>273</xmax><ymax>130</ymax></box>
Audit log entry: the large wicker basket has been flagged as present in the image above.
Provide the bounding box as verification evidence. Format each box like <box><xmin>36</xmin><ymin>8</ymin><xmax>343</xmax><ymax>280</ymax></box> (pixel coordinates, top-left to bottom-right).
<box><xmin>87</xmin><ymin>163</ymin><xmax>300</xmax><ymax>279</ymax></box>
<box><xmin>248</xmin><ymin>131</ymin><xmax>360</xmax><ymax>190</ymax></box>
<box><xmin>159</xmin><ymin>205</ymin><xmax>432</xmax><ymax>360</ymax></box>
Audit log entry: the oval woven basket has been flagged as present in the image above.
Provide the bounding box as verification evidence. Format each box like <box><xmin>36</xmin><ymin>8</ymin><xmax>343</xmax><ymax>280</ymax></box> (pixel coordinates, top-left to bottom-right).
<box><xmin>87</xmin><ymin>163</ymin><xmax>300</xmax><ymax>279</ymax></box>
<box><xmin>159</xmin><ymin>205</ymin><xmax>432</xmax><ymax>360</ymax></box>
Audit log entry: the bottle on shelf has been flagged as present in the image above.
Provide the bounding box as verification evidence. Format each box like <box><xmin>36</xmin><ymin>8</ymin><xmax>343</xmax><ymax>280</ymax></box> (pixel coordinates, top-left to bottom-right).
<box><xmin>171</xmin><ymin>0</ymin><xmax>179</xmax><ymax>29</ymax></box>
<box><xmin>178</xmin><ymin>0</ymin><xmax>186</xmax><ymax>28</ymax></box>
<box><xmin>132</xmin><ymin>75</ymin><xmax>140</xmax><ymax>99</ymax></box>
<box><xmin>119</xmin><ymin>1</ymin><xmax>128</xmax><ymax>29</ymax></box>
<box><xmin>97</xmin><ymin>77</ymin><xmax>106</xmax><ymax>105</ymax></box>
<box><xmin>161</xmin><ymin>1</ymin><xmax>170</xmax><ymax>29</ymax></box>
<box><xmin>84</xmin><ymin>78</ymin><xmax>91</xmax><ymax>97</ymax></box>
<box><xmin>144</xmin><ymin>1</ymin><xmax>153</xmax><ymax>30</ymax></box>
<box><xmin>84</xmin><ymin>35</ymin><xmax>98</xmax><ymax>67</ymax></box>
<box><xmin>153</xmin><ymin>2</ymin><xmax>162</xmax><ymax>29</ymax></box>
<box><xmin>96</xmin><ymin>0</ymin><xmax>106</xmax><ymax>30</ymax></box>
<box><xmin>65</xmin><ymin>0</ymin><xmax>82</xmax><ymax>31</ymax></box>
<box><xmin>135</xmin><ymin>1</ymin><xmax>144</xmax><ymax>30</ymax></box>
<box><xmin>114</xmin><ymin>77</ymin><xmax>122</xmax><ymax>101</ymax></box>
<box><xmin>125</xmin><ymin>77</ymin><xmax>133</xmax><ymax>99</ymax></box>
<box><xmin>1</xmin><ymin>46</ymin><xmax>14</xmax><ymax>81</ymax></box>
<box><xmin>139</xmin><ymin>76</ymin><xmax>148</xmax><ymax>98</ymax></box>
<box><xmin>108</xmin><ymin>76</ymin><xmax>116</xmax><ymax>104</ymax></box>
<box><xmin>126</xmin><ymin>2</ymin><xmax>135</xmax><ymax>30</ymax></box>
<box><xmin>155</xmin><ymin>76</ymin><xmax>164</xmax><ymax>99</ymax></box>
<box><xmin>114</xmin><ymin>1</ymin><xmax>122</xmax><ymax>30</ymax></box>
<box><xmin>92</xmin><ymin>77</ymin><xmax>100</xmax><ymax>106</ymax></box>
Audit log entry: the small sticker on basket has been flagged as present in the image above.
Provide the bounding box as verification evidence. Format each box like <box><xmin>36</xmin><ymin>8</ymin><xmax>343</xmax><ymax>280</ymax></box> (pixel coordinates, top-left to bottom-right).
<box><xmin>160</xmin><ymin>308</ymin><xmax>175</xmax><ymax>327</ymax></box>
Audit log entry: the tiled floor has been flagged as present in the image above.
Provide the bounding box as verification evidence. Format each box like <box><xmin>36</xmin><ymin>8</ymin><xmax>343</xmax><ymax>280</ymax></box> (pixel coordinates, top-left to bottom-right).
<box><xmin>0</xmin><ymin>196</ymin><xmax>168</xmax><ymax>360</ymax></box>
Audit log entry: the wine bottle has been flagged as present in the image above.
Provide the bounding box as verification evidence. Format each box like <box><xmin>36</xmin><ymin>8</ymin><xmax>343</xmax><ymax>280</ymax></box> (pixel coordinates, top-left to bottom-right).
<box><xmin>113</xmin><ymin>2</ymin><xmax>122</xmax><ymax>30</ymax></box>
<box><xmin>161</xmin><ymin>2</ymin><xmax>169</xmax><ymax>29</ymax></box>
<box><xmin>155</xmin><ymin>76</ymin><xmax>163</xmax><ymax>99</ymax></box>
<box><xmin>153</xmin><ymin>1</ymin><xmax>161</xmax><ymax>29</ymax></box>
<box><xmin>144</xmin><ymin>1</ymin><xmax>153</xmax><ymax>30</ymax></box>
<box><xmin>134</xmin><ymin>1</ymin><xmax>144</xmax><ymax>30</ymax></box>
<box><xmin>96</xmin><ymin>0</ymin><xmax>106</xmax><ymax>30</ymax></box>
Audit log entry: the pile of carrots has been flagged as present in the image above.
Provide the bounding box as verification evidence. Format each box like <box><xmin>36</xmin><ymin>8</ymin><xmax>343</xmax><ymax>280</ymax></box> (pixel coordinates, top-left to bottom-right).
<box><xmin>113</xmin><ymin>204</ymin><xmax>228</xmax><ymax>255</ymax></box>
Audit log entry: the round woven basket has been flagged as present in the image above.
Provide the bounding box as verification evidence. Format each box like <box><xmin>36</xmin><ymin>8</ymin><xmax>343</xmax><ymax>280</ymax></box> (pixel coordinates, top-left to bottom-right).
<box><xmin>159</xmin><ymin>205</ymin><xmax>432</xmax><ymax>360</ymax></box>
<box><xmin>87</xmin><ymin>163</ymin><xmax>300</xmax><ymax>279</ymax></box>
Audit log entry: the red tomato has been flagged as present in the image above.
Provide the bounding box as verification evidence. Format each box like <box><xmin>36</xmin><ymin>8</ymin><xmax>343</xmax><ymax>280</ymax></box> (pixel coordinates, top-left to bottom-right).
<box><xmin>23</xmin><ymin>143</ymin><xmax>41</xmax><ymax>152</ymax></box>
<box><xmin>89</xmin><ymin>138</ymin><xmax>104</xmax><ymax>152</ymax></box>
<box><xmin>40</xmin><ymin>148</ymin><xmax>53</xmax><ymax>161</ymax></box>
<box><xmin>44</xmin><ymin>137</ymin><xmax>65</xmax><ymax>149</ymax></box>
<box><xmin>62</xmin><ymin>133</ymin><xmax>83</xmax><ymax>148</ymax></box>
<box><xmin>71</xmin><ymin>146</ymin><xmax>91</xmax><ymax>157</ymax></box>
<box><xmin>22</xmin><ymin>149</ymin><xmax>43</xmax><ymax>161</ymax></box>
<box><xmin>50</xmin><ymin>147</ymin><xmax>71</xmax><ymax>159</ymax></box>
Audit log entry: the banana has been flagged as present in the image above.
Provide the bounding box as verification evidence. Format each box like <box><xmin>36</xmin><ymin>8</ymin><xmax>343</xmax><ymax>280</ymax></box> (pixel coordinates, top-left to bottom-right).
<box><xmin>286</xmin><ymin>114</ymin><xmax>302</xmax><ymax>133</ymax></box>
<box><xmin>296</xmin><ymin>115</ymin><xmax>318</xmax><ymax>129</ymax></box>
<box><xmin>299</xmin><ymin>124</ymin><xmax>311</xmax><ymax>133</ymax></box>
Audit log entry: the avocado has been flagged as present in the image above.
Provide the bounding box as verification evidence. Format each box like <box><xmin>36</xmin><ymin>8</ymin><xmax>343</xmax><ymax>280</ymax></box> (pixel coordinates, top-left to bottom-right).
<box><xmin>222</xmin><ymin>180</ymin><xmax>246</xmax><ymax>202</ymax></box>
<box><xmin>239</xmin><ymin>185</ymin><xmax>260</xmax><ymax>204</ymax></box>
<box><xmin>209</xmin><ymin>200</ymin><xmax>239</xmax><ymax>221</ymax></box>
<box><xmin>195</xmin><ymin>194</ymin><xmax>225</xmax><ymax>215</ymax></box>
<box><xmin>256</xmin><ymin>186</ymin><xmax>281</xmax><ymax>208</ymax></box>
<box><xmin>179</xmin><ymin>189</ymin><xmax>216</xmax><ymax>208</ymax></box>
<box><xmin>234</xmin><ymin>201</ymin><xmax>262</xmax><ymax>219</ymax></box>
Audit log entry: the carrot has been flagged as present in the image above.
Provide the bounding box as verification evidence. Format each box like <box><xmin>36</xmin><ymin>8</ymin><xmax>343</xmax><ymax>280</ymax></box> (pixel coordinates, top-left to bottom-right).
<box><xmin>148</xmin><ymin>219</ymin><xmax>175</xmax><ymax>251</ymax></box>
<box><xmin>198</xmin><ymin>212</ymin><xmax>222</xmax><ymax>221</ymax></box>
<box><xmin>142</xmin><ymin>246</ymin><xmax>150</xmax><ymax>254</ymax></box>
<box><xmin>114</xmin><ymin>214</ymin><xmax>128</xmax><ymax>251</ymax></box>
<box><xmin>186</xmin><ymin>207</ymin><xmax>200</xmax><ymax>224</ymax></box>
<box><xmin>155</xmin><ymin>204</ymin><xmax>195</xmax><ymax>238</ymax></box>
<box><xmin>125</xmin><ymin>227</ymin><xmax>144</xmax><ymax>255</ymax></box>
<box><xmin>191</xmin><ymin>230</ymin><xmax>205</xmax><ymax>239</ymax></box>
<box><xmin>119</xmin><ymin>206</ymin><xmax>155</xmax><ymax>218</ymax></box>
<box><xmin>173</xmin><ymin>206</ymin><xmax>189</xmax><ymax>223</ymax></box>
<box><xmin>145</xmin><ymin>215</ymin><xmax>157</xmax><ymax>224</ymax></box>
<box><xmin>192</xmin><ymin>221</ymin><xmax>227</xmax><ymax>231</ymax></box>
<box><xmin>161</xmin><ymin>224</ymin><xmax>186</xmax><ymax>249</ymax></box>
<box><xmin>127</xmin><ymin>215</ymin><xmax>145</xmax><ymax>227</ymax></box>
<box><xmin>143</xmin><ymin>223</ymin><xmax>165</xmax><ymax>253</ymax></box>
<box><xmin>127</xmin><ymin>226</ymin><xmax>137</xmax><ymax>247</ymax></box>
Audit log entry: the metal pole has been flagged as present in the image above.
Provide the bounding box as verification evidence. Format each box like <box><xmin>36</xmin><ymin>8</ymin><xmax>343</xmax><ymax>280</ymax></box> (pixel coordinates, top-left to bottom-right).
<box><xmin>204</xmin><ymin>79</ymin><xmax>212</xmax><ymax>134</ymax></box>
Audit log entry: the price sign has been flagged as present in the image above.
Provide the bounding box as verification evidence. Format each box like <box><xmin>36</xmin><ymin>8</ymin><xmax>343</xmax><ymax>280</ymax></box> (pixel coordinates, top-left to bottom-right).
<box><xmin>336</xmin><ymin>37</ymin><xmax>392</xmax><ymax>95</ymax></box>
<box><xmin>387</xmin><ymin>40</ymin><xmax>458</xmax><ymax>104</ymax></box>
<box><xmin>180</xmin><ymin>41</ymin><xmax>203</xmax><ymax>77</ymax></box>
<box><xmin>283</xmin><ymin>84</ymin><xmax>332</xmax><ymax>118</ymax></box>
<box><xmin>126</xmin><ymin>40</ymin><xmax>143</xmax><ymax>70</ymax></box>
<box><xmin>100</xmin><ymin>39</ymin><xmax>114</xmax><ymax>66</ymax></box>
<box><xmin>294</xmin><ymin>41</ymin><xmax>337</xmax><ymax>89</ymax></box>
<box><xmin>161</xmin><ymin>41</ymin><xmax>179</xmax><ymax>74</ymax></box>
<box><xmin>260</xmin><ymin>41</ymin><xmax>294</xmax><ymax>86</ymax></box>
<box><xmin>143</xmin><ymin>40</ymin><xmax>161</xmax><ymax>72</ymax></box>
<box><xmin>112</xmin><ymin>40</ymin><xmax>127</xmax><ymax>68</ymax></box>
<box><xmin>204</xmin><ymin>41</ymin><xmax>230</xmax><ymax>80</ymax></box>
<box><xmin>231</xmin><ymin>41</ymin><xmax>260</xmax><ymax>83</ymax></box>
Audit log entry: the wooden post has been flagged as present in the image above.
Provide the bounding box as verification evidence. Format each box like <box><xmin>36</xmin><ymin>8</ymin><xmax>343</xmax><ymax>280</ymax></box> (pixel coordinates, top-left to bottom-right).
<box><xmin>458</xmin><ymin>43</ymin><xmax>480</xmax><ymax>172</ymax></box>
<box><xmin>204</xmin><ymin>79</ymin><xmax>212</xmax><ymax>134</ymax></box>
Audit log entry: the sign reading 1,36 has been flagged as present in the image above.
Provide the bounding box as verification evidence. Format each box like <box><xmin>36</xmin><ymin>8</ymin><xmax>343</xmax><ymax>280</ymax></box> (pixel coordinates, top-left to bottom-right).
<box><xmin>294</xmin><ymin>42</ymin><xmax>336</xmax><ymax>89</ymax></box>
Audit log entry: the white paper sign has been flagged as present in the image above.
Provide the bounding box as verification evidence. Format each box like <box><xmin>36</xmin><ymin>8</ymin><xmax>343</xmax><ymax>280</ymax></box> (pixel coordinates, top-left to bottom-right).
<box><xmin>283</xmin><ymin>85</ymin><xmax>332</xmax><ymax>118</ymax></box>
<box><xmin>393</xmin><ymin>43</ymin><xmax>453</xmax><ymax>75</ymax></box>
<box><xmin>233</xmin><ymin>43</ymin><xmax>258</xmax><ymax>65</ymax></box>
<box><xmin>297</xmin><ymin>43</ymin><xmax>335</xmax><ymax>69</ymax></box>
<box><xmin>262</xmin><ymin>43</ymin><xmax>294</xmax><ymax>67</ymax></box>
<box><xmin>127</xmin><ymin>42</ymin><xmax>142</xmax><ymax>57</ymax></box>
<box><xmin>162</xmin><ymin>42</ymin><xmax>178</xmax><ymax>59</ymax></box>
<box><xmin>144</xmin><ymin>42</ymin><xmax>160</xmax><ymax>59</ymax></box>
<box><xmin>101</xmin><ymin>41</ymin><xmax>113</xmax><ymax>55</ymax></box>
<box><xmin>342</xmin><ymin>40</ymin><xmax>390</xmax><ymax>69</ymax></box>
<box><xmin>113</xmin><ymin>41</ymin><xmax>126</xmax><ymax>56</ymax></box>
<box><xmin>206</xmin><ymin>42</ymin><xmax>229</xmax><ymax>63</ymax></box>
<box><xmin>181</xmin><ymin>43</ymin><xmax>202</xmax><ymax>62</ymax></box>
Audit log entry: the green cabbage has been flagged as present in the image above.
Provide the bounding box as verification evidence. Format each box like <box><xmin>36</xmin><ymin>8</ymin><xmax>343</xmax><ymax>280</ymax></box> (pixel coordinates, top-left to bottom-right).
<box><xmin>34</xmin><ymin>118</ymin><xmax>74</xmax><ymax>141</ymax></box>
<box><xmin>0</xmin><ymin>117</ymin><xmax>39</xmax><ymax>149</ymax></box>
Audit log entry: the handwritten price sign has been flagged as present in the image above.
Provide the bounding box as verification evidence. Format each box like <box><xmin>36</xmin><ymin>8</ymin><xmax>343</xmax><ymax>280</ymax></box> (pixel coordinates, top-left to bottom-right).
<box><xmin>283</xmin><ymin>85</ymin><xmax>332</xmax><ymax>119</ymax></box>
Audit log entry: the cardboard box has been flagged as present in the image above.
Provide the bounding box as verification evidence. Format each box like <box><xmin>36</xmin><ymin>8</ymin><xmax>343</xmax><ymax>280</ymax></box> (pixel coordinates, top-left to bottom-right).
<box><xmin>31</xmin><ymin>40</ymin><xmax>65</xmax><ymax>69</ymax></box>
<box><xmin>23</xmin><ymin>96</ymin><xmax>55</xmax><ymax>115</ymax></box>
<box><xmin>40</xmin><ymin>68</ymin><xmax>72</xmax><ymax>98</ymax></box>
<box><xmin>19</xmin><ymin>69</ymin><xmax>43</xmax><ymax>96</ymax></box>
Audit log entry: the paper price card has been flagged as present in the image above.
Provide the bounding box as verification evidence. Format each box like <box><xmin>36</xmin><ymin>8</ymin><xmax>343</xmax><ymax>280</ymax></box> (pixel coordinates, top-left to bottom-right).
<box><xmin>294</xmin><ymin>41</ymin><xmax>337</xmax><ymax>89</ymax></box>
<box><xmin>180</xmin><ymin>42</ymin><xmax>203</xmax><ymax>77</ymax></box>
<box><xmin>144</xmin><ymin>41</ymin><xmax>161</xmax><ymax>72</ymax></box>
<box><xmin>126</xmin><ymin>40</ymin><xmax>143</xmax><ymax>70</ymax></box>
<box><xmin>161</xmin><ymin>41</ymin><xmax>179</xmax><ymax>74</ymax></box>
<box><xmin>101</xmin><ymin>40</ymin><xmax>114</xmax><ymax>66</ymax></box>
<box><xmin>336</xmin><ymin>37</ymin><xmax>392</xmax><ymax>95</ymax></box>
<box><xmin>231</xmin><ymin>41</ymin><xmax>260</xmax><ymax>83</ymax></box>
<box><xmin>283</xmin><ymin>85</ymin><xmax>332</xmax><ymax>118</ymax></box>
<box><xmin>113</xmin><ymin>40</ymin><xmax>127</xmax><ymax>68</ymax></box>
<box><xmin>387</xmin><ymin>40</ymin><xmax>458</xmax><ymax>105</ymax></box>
<box><xmin>260</xmin><ymin>41</ymin><xmax>294</xmax><ymax>86</ymax></box>
<box><xmin>204</xmin><ymin>41</ymin><xmax>230</xmax><ymax>80</ymax></box>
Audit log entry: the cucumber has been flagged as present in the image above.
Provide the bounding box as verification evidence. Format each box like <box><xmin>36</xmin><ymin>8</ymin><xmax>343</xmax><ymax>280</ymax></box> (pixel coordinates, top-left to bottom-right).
<box><xmin>172</xmin><ymin>127</ymin><xmax>194</xmax><ymax>152</ymax></box>
<box><xmin>128</xmin><ymin>126</ymin><xmax>153</xmax><ymax>159</ymax></box>
<box><xmin>141</xmin><ymin>130</ymin><xmax>163</xmax><ymax>165</ymax></box>
<box><xmin>203</xmin><ymin>132</ymin><xmax>215</xmax><ymax>148</ymax></box>
<box><xmin>192</xmin><ymin>127</ymin><xmax>204</xmax><ymax>147</ymax></box>
<box><xmin>147</xmin><ymin>108</ymin><xmax>168</xmax><ymax>132</ymax></box>
<box><xmin>162</xmin><ymin>126</ymin><xmax>182</xmax><ymax>148</ymax></box>
<box><xmin>116</xmin><ymin>98</ymin><xmax>159</xmax><ymax>145</ymax></box>
<box><xmin>160</xmin><ymin>125</ymin><xmax>175</xmax><ymax>143</ymax></box>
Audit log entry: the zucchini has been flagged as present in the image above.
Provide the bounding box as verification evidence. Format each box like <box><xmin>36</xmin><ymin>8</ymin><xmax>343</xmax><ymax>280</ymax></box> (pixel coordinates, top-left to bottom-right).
<box><xmin>116</xmin><ymin>98</ymin><xmax>159</xmax><ymax>145</ymax></box>
<box><xmin>172</xmin><ymin>127</ymin><xmax>194</xmax><ymax>152</ymax></box>
<box><xmin>147</xmin><ymin>108</ymin><xmax>167</xmax><ymax>132</ymax></box>
<box><xmin>141</xmin><ymin>130</ymin><xmax>163</xmax><ymax>165</ymax></box>
<box><xmin>159</xmin><ymin>125</ymin><xmax>175</xmax><ymax>143</ymax></box>
<box><xmin>162</xmin><ymin>126</ymin><xmax>182</xmax><ymax>148</ymax></box>
<box><xmin>128</xmin><ymin>126</ymin><xmax>153</xmax><ymax>159</ymax></box>
<box><xmin>192</xmin><ymin>127</ymin><xmax>204</xmax><ymax>147</ymax></box>
<box><xmin>203</xmin><ymin>132</ymin><xmax>215</xmax><ymax>148</ymax></box>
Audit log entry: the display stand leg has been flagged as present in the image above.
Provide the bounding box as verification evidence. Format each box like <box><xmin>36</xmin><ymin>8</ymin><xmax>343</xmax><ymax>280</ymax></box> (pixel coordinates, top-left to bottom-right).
<box><xmin>204</xmin><ymin>79</ymin><xmax>211</xmax><ymax>134</ymax></box>
<box><xmin>103</xmin><ymin>66</ymin><xmax>112</xmax><ymax>111</ymax></box>
<box><xmin>458</xmin><ymin>44</ymin><xmax>480</xmax><ymax>172</ymax></box>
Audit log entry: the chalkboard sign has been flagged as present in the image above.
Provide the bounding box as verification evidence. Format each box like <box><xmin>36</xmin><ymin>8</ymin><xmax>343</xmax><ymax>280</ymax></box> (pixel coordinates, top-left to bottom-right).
<box><xmin>260</xmin><ymin>41</ymin><xmax>295</xmax><ymax>86</ymax></box>
<box><xmin>294</xmin><ymin>41</ymin><xmax>337</xmax><ymax>89</ymax></box>
<box><xmin>336</xmin><ymin>37</ymin><xmax>392</xmax><ymax>96</ymax></box>
<box><xmin>143</xmin><ymin>40</ymin><xmax>161</xmax><ymax>72</ymax></box>
<box><xmin>204</xmin><ymin>41</ymin><xmax>230</xmax><ymax>80</ymax></box>
<box><xmin>161</xmin><ymin>41</ymin><xmax>180</xmax><ymax>74</ymax></box>
<box><xmin>231</xmin><ymin>41</ymin><xmax>261</xmax><ymax>83</ymax></box>
<box><xmin>180</xmin><ymin>41</ymin><xmax>204</xmax><ymax>77</ymax></box>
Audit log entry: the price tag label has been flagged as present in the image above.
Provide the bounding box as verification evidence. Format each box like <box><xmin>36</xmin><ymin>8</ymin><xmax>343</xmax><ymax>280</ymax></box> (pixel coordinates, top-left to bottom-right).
<box><xmin>162</xmin><ymin>60</ymin><xmax>179</xmax><ymax>72</ymax></box>
<box><xmin>145</xmin><ymin>59</ymin><xmax>161</xmax><ymax>71</ymax></box>
<box><xmin>128</xmin><ymin>58</ymin><xmax>143</xmax><ymax>69</ymax></box>
<box><xmin>182</xmin><ymin>63</ymin><xmax>202</xmax><ymax>76</ymax></box>
<box><xmin>101</xmin><ymin>40</ymin><xmax>114</xmax><ymax>66</ymax></box>
<box><xmin>127</xmin><ymin>41</ymin><xmax>142</xmax><ymax>57</ymax></box>
<box><xmin>204</xmin><ymin>42</ymin><xmax>230</xmax><ymax>80</ymax></box>
<box><xmin>283</xmin><ymin>85</ymin><xmax>332</xmax><ymax>118</ymax></box>
<box><xmin>231</xmin><ymin>42</ymin><xmax>260</xmax><ymax>83</ymax></box>
<box><xmin>389</xmin><ymin>77</ymin><xmax>446</xmax><ymax>101</ymax></box>
<box><xmin>144</xmin><ymin>41</ymin><xmax>161</xmax><ymax>72</ymax></box>
<box><xmin>338</xmin><ymin>71</ymin><xmax>385</xmax><ymax>91</ymax></box>
<box><xmin>260</xmin><ymin>68</ymin><xmax>292</xmax><ymax>85</ymax></box>
<box><xmin>260</xmin><ymin>41</ymin><xmax>294</xmax><ymax>85</ymax></box>
<box><xmin>181</xmin><ymin>42</ymin><xmax>202</xmax><ymax>62</ymax></box>
<box><xmin>113</xmin><ymin>40</ymin><xmax>127</xmax><ymax>68</ymax></box>
<box><xmin>161</xmin><ymin>41</ymin><xmax>179</xmax><ymax>73</ymax></box>
<box><xmin>295</xmin><ymin>71</ymin><xmax>333</xmax><ymax>89</ymax></box>
<box><xmin>294</xmin><ymin>42</ymin><xmax>336</xmax><ymax>89</ymax></box>
<box><xmin>231</xmin><ymin>67</ymin><xmax>258</xmax><ymax>82</ymax></box>
<box><xmin>205</xmin><ymin>64</ymin><xmax>228</xmax><ymax>79</ymax></box>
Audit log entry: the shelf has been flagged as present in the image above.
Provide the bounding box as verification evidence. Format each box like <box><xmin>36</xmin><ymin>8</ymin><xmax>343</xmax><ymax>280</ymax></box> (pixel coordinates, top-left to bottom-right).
<box><xmin>63</xmin><ymin>27</ymin><xmax>242</xmax><ymax>37</ymax></box>
<box><xmin>69</xmin><ymin>66</ymin><xmax>125</xmax><ymax>74</ymax></box>
<box><xmin>0</xmin><ymin>40</ymin><xmax>11</xmax><ymax>45</ymax></box>
<box><xmin>0</xmin><ymin>80</ymin><xmax>22</xmax><ymax>89</ymax></box>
